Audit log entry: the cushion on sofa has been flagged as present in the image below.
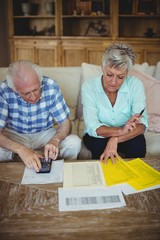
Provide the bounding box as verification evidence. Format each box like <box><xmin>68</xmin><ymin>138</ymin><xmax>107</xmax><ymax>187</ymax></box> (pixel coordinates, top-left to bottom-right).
<box><xmin>133</xmin><ymin>62</ymin><xmax>156</xmax><ymax>76</ymax></box>
<box><xmin>82</xmin><ymin>62</ymin><xmax>102</xmax><ymax>82</ymax></box>
<box><xmin>78</xmin><ymin>63</ymin><xmax>103</xmax><ymax>120</ymax></box>
<box><xmin>41</xmin><ymin>67</ymin><xmax>82</xmax><ymax>121</ymax></box>
<box><xmin>133</xmin><ymin>62</ymin><xmax>149</xmax><ymax>72</ymax></box>
<box><xmin>129</xmin><ymin>68</ymin><xmax>160</xmax><ymax>132</ymax></box>
<box><xmin>144</xmin><ymin>131</ymin><xmax>160</xmax><ymax>157</ymax></box>
<box><xmin>154</xmin><ymin>61</ymin><xmax>160</xmax><ymax>80</ymax></box>
<box><xmin>0</xmin><ymin>68</ymin><xmax>8</xmax><ymax>81</ymax></box>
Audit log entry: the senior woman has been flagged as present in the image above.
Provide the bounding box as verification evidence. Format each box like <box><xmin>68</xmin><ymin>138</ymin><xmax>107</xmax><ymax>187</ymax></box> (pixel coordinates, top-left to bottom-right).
<box><xmin>81</xmin><ymin>42</ymin><xmax>148</xmax><ymax>164</ymax></box>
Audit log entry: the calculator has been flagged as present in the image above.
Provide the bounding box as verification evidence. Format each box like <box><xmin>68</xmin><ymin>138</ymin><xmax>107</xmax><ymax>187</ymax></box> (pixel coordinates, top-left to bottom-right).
<box><xmin>37</xmin><ymin>158</ymin><xmax>52</xmax><ymax>173</ymax></box>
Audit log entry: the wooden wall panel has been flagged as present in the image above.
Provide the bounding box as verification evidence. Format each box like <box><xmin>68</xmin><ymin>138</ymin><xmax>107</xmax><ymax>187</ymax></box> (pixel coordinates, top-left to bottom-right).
<box><xmin>61</xmin><ymin>47</ymin><xmax>86</xmax><ymax>66</ymax></box>
<box><xmin>144</xmin><ymin>49</ymin><xmax>160</xmax><ymax>65</ymax></box>
<box><xmin>14</xmin><ymin>46</ymin><xmax>34</xmax><ymax>62</ymax></box>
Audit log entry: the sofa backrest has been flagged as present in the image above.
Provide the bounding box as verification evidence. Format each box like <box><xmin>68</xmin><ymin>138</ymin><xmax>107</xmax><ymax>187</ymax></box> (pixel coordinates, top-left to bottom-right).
<box><xmin>41</xmin><ymin>67</ymin><xmax>82</xmax><ymax>121</ymax></box>
<box><xmin>0</xmin><ymin>68</ymin><xmax>8</xmax><ymax>83</ymax></box>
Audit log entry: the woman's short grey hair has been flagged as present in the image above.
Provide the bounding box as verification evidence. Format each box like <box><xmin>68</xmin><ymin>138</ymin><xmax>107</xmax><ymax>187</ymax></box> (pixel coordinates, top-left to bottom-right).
<box><xmin>102</xmin><ymin>42</ymin><xmax>136</xmax><ymax>71</ymax></box>
<box><xmin>6</xmin><ymin>60</ymin><xmax>43</xmax><ymax>91</ymax></box>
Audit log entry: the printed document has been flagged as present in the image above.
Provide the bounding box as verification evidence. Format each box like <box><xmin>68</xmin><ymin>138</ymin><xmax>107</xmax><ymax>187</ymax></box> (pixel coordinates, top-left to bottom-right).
<box><xmin>101</xmin><ymin>158</ymin><xmax>139</xmax><ymax>186</ymax></box>
<box><xmin>63</xmin><ymin>161</ymin><xmax>106</xmax><ymax>188</ymax></box>
<box><xmin>126</xmin><ymin>158</ymin><xmax>160</xmax><ymax>190</ymax></box>
<box><xmin>101</xmin><ymin>158</ymin><xmax>160</xmax><ymax>193</ymax></box>
<box><xmin>58</xmin><ymin>186</ymin><xmax>126</xmax><ymax>211</ymax></box>
<box><xmin>63</xmin><ymin>158</ymin><xmax>160</xmax><ymax>195</ymax></box>
<box><xmin>21</xmin><ymin>159</ymin><xmax>64</xmax><ymax>184</ymax></box>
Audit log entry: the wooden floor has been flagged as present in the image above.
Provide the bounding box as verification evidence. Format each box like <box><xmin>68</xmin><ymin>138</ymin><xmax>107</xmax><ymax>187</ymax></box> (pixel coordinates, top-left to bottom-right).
<box><xmin>0</xmin><ymin>159</ymin><xmax>160</xmax><ymax>240</ymax></box>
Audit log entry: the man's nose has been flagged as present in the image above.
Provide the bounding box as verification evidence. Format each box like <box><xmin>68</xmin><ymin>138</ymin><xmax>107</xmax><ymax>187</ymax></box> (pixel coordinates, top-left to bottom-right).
<box><xmin>29</xmin><ymin>91</ymin><xmax>37</xmax><ymax>99</ymax></box>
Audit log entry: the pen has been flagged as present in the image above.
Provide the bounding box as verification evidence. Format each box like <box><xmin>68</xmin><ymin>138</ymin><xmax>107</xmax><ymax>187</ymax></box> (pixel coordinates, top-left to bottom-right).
<box><xmin>139</xmin><ymin>108</ymin><xmax>145</xmax><ymax>116</ymax></box>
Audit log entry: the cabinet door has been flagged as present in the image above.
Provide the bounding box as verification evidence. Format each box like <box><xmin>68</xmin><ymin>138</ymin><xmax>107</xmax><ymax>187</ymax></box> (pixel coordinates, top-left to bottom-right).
<box><xmin>87</xmin><ymin>49</ymin><xmax>103</xmax><ymax>65</ymax></box>
<box><xmin>35</xmin><ymin>47</ymin><xmax>56</xmax><ymax>66</ymax></box>
<box><xmin>130</xmin><ymin>46</ymin><xmax>144</xmax><ymax>64</ymax></box>
<box><xmin>13</xmin><ymin>39</ymin><xmax>59</xmax><ymax>66</ymax></box>
<box><xmin>86</xmin><ymin>41</ymin><xmax>111</xmax><ymax>65</ymax></box>
<box><xmin>144</xmin><ymin>48</ymin><xmax>160</xmax><ymax>65</ymax></box>
<box><xmin>35</xmin><ymin>40</ymin><xmax>59</xmax><ymax>66</ymax></box>
<box><xmin>61</xmin><ymin>44</ymin><xmax>86</xmax><ymax>66</ymax></box>
<box><xmin>14</xmin><ymin>44</ymin><xmax>35</xmax><ymax>62</ymax></box>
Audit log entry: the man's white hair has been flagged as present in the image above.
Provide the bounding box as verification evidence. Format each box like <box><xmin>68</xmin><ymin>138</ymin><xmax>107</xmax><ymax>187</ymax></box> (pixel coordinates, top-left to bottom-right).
<box><xmin>7</xmin><ymin>60</ymin><xmax>43</xmax><ymax>91</ymax></box>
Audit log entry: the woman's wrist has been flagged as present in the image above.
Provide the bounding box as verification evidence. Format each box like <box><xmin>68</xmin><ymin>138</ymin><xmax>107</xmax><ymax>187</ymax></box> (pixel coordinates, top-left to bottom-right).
<box><xmin>111</xmin><ymin>136</ymin><xmax>118</xmax><ymax>143</ymax></box>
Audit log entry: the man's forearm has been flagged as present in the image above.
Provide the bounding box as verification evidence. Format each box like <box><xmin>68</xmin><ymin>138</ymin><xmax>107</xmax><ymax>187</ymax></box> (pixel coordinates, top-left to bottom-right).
<box><xmin>0</xmin><ymin>130</ymin><xmax>26</xmax><ymax>154</ymax></box>
<box><xmin>48</xmin><ymin>118</ymin><xmax>71</xmax><ymax>144</ymax></box>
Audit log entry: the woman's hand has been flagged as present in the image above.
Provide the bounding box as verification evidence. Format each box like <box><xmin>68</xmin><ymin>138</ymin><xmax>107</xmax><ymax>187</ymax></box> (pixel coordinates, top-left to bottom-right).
<box><xmin>100</xmin><ymin>137</ymin><xmax>121</xmax><ymax>164</ymax></box>
<box><xmin>121</xmin><ymin>114</ymin><xmax>142</xmax><ymax>135</ymax></box>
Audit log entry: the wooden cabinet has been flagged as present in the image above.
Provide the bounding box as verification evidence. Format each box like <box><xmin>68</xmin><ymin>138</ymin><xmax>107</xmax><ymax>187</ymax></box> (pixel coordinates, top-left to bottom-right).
<box><xmin>61</xmin><ymin>0</ymin><xmax>111</xmax><ymax>37</ymax></box>
<box><xmin>7</xmin><ymin>0</ymin><xmax>160</xmax><ymax>66</ymax></box>
<box><xmin>10</xmin><ymin>0</ymin><xmax>58</xmax><ymax>37</ymax></box>
<box><xmin>61</xmin><ymin>38</ymin><xmax>110</xmax><ymax>66</ymax></box>
<box><xmin>13</xmin><ymin>38</ymin><xmax>59</xmax><ymax>66</ymax></box>
<box><xmin>7</xmin><ymin>0</ymin><xmax>60</xmax><ymax>66</ymax></box>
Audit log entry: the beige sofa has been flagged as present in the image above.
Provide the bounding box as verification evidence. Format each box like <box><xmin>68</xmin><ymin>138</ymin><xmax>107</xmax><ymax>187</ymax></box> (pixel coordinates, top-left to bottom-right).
<box><xmin>0</xmin><ymin>62</ymin><xmax>160</xmax><ymax>159</ymax></box>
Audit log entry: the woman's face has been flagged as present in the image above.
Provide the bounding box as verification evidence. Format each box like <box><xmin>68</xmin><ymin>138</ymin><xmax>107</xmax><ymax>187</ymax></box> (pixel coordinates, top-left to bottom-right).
<box><xmin>102</xmin><ymin>66</ymin><xmax>127</xmax><ymax>93</ymax></box>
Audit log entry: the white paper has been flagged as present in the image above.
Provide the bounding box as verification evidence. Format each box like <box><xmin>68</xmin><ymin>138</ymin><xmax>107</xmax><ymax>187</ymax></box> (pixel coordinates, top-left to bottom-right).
<box><xmin>63</xmin><ymin>161</ymin><xmax>106</xmax><ymax>188</ymax></box>
<box><xmin>120</xmin><ymin>183</ymin><xmax>160</xmax><ymax>195</ymax></box>
<box><xmin>58</xmin><ymin>186</ymin><xmax>126</xmax><ymax>211</ymax></box>
<box><xmin>21</xmin><ymin>160</ymin><xmax>64</xmax><ymax>184</ymax></box>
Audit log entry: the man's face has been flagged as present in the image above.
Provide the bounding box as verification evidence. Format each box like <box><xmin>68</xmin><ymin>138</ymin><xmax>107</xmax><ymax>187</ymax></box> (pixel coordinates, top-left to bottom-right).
<box><xmin>14</xmin><ymin>68</ymin><xmax>42</xmax><ymax>104</ymax></box>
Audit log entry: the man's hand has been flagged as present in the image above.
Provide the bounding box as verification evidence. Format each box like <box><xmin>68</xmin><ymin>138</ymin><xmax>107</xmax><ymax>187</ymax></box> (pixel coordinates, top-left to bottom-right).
<box><xmin>43</xmin><ymin>118</ymin><xmax>71</xmax><ymax>160</ymax></box>
<box><xmin>44</xmin><ymin>138</ymin><xmax>60</xmax><ymax>160</ymax></box>
<box><xmin>100</xmin><ymin>137</ymin><xmax>121</xmax><ymax>164</ymax></box>
<box><xmin>18</xmin><ymin>147</ymin><xmax>42</xmax><ymax>172</ymax></box>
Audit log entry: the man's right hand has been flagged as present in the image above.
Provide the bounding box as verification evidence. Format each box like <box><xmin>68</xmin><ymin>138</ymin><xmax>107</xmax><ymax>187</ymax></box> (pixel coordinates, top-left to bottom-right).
<box><xmin>18</xmin><ymin>147</ymin><xmax>42</xmax><ymax>172</ymax></box>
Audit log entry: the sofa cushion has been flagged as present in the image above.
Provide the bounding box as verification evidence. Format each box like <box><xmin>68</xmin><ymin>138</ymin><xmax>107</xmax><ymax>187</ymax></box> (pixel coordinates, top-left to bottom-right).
<box><xmin>129</xmin><ymin>68</ymin><xmax>160</xmax><ymax>132</ymax></box>
<box><xmin>133</xmin><ymin>62</ymin><xmax>149</xmax><ymax>73</ymax></box>
<box><xmin>154</xmin><ymin>61</ymin><xmax>160</xmax><ymax>80</ymax></box>
<box><xmin>144</xmin><ymin>131</ymin><xmax>160</xmax><ymax>157</ymax></box>
<box><xmin>78</xmin><ymin>63</ymin><xmax>103</xmax><ymax>120</ymax></box>
<box><xmin>82</xmin><ymin>62</ymin><xmax>102</xmax><ymax>82</ymax></box>
<box><xmin>41</xmin><ymin>67</ymin><xmax>82</xmax><ymax>121</ymax></box>
<box><xmin>0</xmin><ymin>68</ymin><xmax>8</xmax><ymax>82</ymax></box>
<box><xmin>133</xmin><ymin>62</ymin><xmax>156</xmax><ymax>76</ymax></box>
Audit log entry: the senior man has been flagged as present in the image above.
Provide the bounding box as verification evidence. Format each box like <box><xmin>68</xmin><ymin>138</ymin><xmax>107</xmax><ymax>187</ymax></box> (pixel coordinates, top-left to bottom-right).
<box><xmin>0</xmin><ymin>60</ymin><xmax>81</xmax><ymax>172</ymax></box>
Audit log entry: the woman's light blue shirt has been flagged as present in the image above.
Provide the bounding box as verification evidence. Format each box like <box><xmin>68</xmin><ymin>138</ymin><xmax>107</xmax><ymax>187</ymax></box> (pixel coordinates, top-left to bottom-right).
<box><xmin>81</xmin><ymin>75</ymin><xmax>148</xmax><ymax>138</ymax></box>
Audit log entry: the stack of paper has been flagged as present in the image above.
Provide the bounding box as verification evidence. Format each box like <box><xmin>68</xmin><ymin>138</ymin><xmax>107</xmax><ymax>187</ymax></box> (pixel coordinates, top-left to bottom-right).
<box><xmin>21</xmin><ymin>157</ymin><xmax>160</xmax><ymax>212</ymax></box>
<box><xmin>101</xmin><ymin>158</ymin><xmax>160</xmax><ymax>193</ymax></box>
<box><xmin>59</xmin><ymin>158</ymin><xmax>160</xmax><ymax>211</ymax></box>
